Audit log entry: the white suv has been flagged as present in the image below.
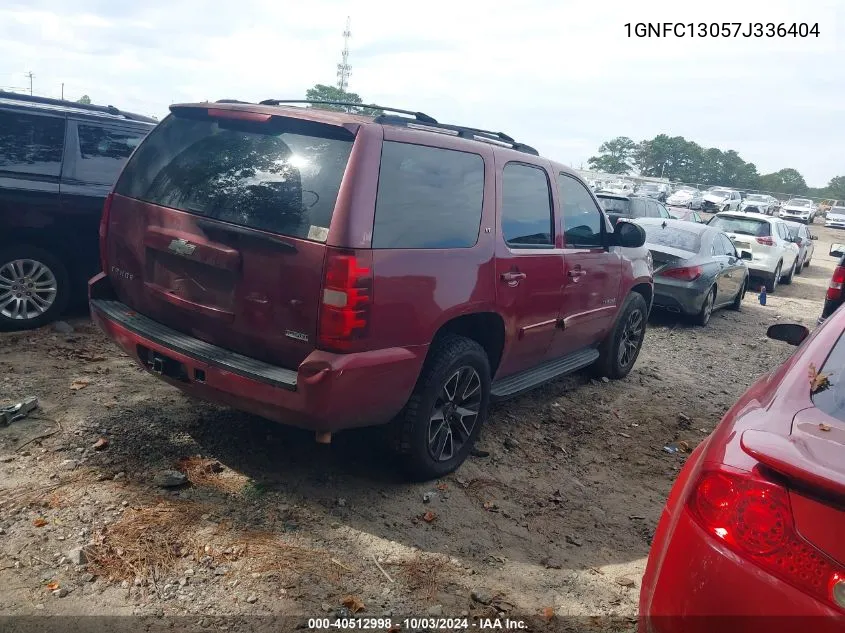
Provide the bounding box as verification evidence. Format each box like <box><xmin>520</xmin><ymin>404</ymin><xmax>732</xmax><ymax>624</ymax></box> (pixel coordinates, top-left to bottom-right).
<box><xmin>779</xmin><ymin>198</ymin><xmax>815</xmax><ymax>223</ymax></box>
<box><xmin>707</xmin><ymin>212</ymin><xmax>800</xmax><ymax>293</ymax></box>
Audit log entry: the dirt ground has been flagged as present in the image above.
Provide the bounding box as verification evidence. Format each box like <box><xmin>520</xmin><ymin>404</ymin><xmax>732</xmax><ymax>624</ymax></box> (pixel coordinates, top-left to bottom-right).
<box><xmin>0</xmin><ymin>218</ymin><xmax>839</xmax><ymax>628</ymax></box>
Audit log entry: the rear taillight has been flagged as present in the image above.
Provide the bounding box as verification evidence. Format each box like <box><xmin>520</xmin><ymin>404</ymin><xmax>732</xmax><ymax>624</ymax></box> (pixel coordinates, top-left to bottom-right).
<box><xmin>99</xmin><ymin>193</ymin><xmax>114</xmax><ymax>274</ymax></box>
<box><xmin>687</xmin><ymin>467</ymin><xmax>845</xmax><ymax>611</ymax></box>
<box><xmin>827</xmin><ymin>266</ymin><xmax>845</xmax><ymax>301</ymax></box>
<box><xmin>659</xmin><ymin>265</ymin><xmax>702</xmax><ymax>281</ymax></box>
<box><xmin>756</xmin><ymin>236</ymin><xmax>775</xmax><ymax>246</ymax></box>
<box><xmin>318</xmin><ymin>249</ymin><xmax>373</xmax><ymax>352</ymax></box>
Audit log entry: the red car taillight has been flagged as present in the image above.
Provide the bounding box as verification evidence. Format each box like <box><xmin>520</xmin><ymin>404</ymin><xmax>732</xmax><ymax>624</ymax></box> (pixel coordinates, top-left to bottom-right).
<box><xmin>756</xmin><ymin>236</ymin><xmax>775</xmax><ymax>246</ymax></box>
<box><xmin>318</xmin><ymin>248</ymin><xmax>373</xmax><ymax>352</ymax></box>
<box><xmin>827</xmin><ymin>266</ymin><xmax>845</xmax><ymax>301</ymax></box>
<box><xmin>687</xmin><ymin>467</ymin><xmax>845</xmax><ymax>611</ymax></box>
<box><xmin>99</xmin><ymin>192</ymin><xmax>114</xmax><ymax>274</ymax></box>
<box><xmin>659</xmin><ymin>265</ymin><xmax>702</xmax><ymax>281</ymax></box>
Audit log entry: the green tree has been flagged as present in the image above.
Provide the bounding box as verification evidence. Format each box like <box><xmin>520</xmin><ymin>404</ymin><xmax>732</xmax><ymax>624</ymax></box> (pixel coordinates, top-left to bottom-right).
<box><xmin>304</xmin><ymin>84</ymin><xmax>382</xmax><ymax>116</ymax></box>
<box><xmin>825</xmin><ymin>176</ymin><xmax>845</xmax><ymax>199</ymax></box>
<box><xmin>587</xmin><ymin>136</ymin><xmax>636</xmax><ymax>174</ymax></box>
<box><xmin>76</xmin><ymin>95</ymin><xmax>91</xmax><ymax>105</ymax></box>
<box><xmin>634</xmin><ymin>135</ymin><xmax>702</xmax><ymax>183</ymax></box>
<box><xmin>759</xmin><ymin>168</ymin><xmax>807</xmax><ymax>195</ymax></box>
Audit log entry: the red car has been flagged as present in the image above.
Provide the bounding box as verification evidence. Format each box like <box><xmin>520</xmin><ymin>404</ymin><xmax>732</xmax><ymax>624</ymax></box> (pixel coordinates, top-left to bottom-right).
<box><xmin>89</xmin><ymin>100</ymin><xmax>652</xmax><ymax>480</ymax></box>
<box><xmin>640</xmin><ymin>316</ymin><xmax>845</xmax><ymax>632</ymax></box>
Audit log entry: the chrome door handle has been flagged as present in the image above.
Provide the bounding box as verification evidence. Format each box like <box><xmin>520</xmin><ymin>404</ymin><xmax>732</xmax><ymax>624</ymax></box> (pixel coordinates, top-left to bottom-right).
<box><xmin>500</xmin><ymin>271</ymin><xmax>526</xmax><ymax>286</ymax></box>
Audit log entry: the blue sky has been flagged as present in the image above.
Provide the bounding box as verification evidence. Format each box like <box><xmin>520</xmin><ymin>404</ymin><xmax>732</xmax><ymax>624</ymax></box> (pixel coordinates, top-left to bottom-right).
<box><xmin>1</xmin><ymin>0</ymin><xmax>842</xmax><ymax>186</ymax></box>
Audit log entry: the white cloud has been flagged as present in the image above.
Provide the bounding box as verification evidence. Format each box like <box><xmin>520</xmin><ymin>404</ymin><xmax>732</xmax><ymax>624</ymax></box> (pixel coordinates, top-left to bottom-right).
<box><xmin>0</xmin><ymin>0</ymin><xmax>842</xmax><ymax>185</ymax></box>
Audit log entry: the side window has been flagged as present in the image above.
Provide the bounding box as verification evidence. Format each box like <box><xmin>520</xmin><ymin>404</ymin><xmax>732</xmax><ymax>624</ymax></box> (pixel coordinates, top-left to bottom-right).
<box><xmin>720</xmin><ymin>234</ymin><xmax>737</xmax><ymax>257</ymax></box>
<box><xmin>558</xmin><ymin>174</ymin><xmax>603</xmax><ymax>248</ymax></box>
<box><xmin>373</xmin><ymin>142</ymin><xmax>484</xmax><ymax>249</ymax></box>
<box><xmin>657</xmin><ymin>203</ymin><xmax>671</xmax><ymax>218</ymax></box>
<box><xmin>629</xmin><ymin>199</ymin><xmax>647</xmax><ymax>218</ymax></box>
<box><xmin>501</xmin><ymin>163</ymin><xmax>553</xmax><ymax>247</ymax></box>
<box><xmin>0</xmin><ymin>110</ymin><xmax>65</xmax><ymax>177</ymax></box>
<box><xmin>646</xmin><ymin>200</ymin><xmax>661</xmax><ymax>218</ymax></box>
<box><xmin>75</xmin><ymin>124</ymin><xmax>148</xmax><ymax>185</ymax></box>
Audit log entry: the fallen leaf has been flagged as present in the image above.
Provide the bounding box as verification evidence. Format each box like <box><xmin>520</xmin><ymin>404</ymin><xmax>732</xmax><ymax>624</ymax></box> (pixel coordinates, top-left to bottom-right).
<box><xmin>542</xmin><ymin>607</ymin><xmax>555</xmax><ymax>621</ymax></box>
<box><xmin>819</xmin><ymin>423</ymin><xmax>832</xmax><ymax>432</ymax></box>
<box><xmin>678</xmin><ymin>441</ymin><xmax>691</xmax><ymax>453</ymax></box>
<box><xmin>422</xmin><ymin>511</ymin><xmax>437</xmax><ymax>523</ymax></box>
<box><xmin>342</xmin><ymin>595</ymin><xmax>365</xmax><ymax>613</ymax></box>
<box><xmin>70</xmin><ymin>379</ymin><xmax>90</xmax><ymax>391</ymax></box>
<box><xmin>33</xmin><ymin>518</ymin><xmax>48</xmax><ymax>527</ymax></box>
<box><xmin>808</xmin><ymin>364</ymin><xmax>831</xmax><ymax>394</ymax></box>
<box><xmin>436</xmin><ymin>482</ymin><xmax>448</xmax><ymax>491</ymax></box>
<box><xmin>46</xmin><ymin>581</ymin><xmax>59</xmax><ymax>591</ymax></box>
<box><xmin>92</xmin><ymin>437</ymin><xmax>109</xmax><ymax>451</ymax></box>
<box><xmin>483</xmin><ymin>501</ymin><xmax>499</xmax><ymax>512</ymax></box>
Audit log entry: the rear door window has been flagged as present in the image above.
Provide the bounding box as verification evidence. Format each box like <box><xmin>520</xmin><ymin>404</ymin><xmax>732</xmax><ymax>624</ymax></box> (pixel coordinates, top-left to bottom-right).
<box><xmin>74</xmin><ymin>123</ymin><xmax>148</xmax><ymax>185</ymax></box>
<box><xmin>0</xmin><ymin>109</ymin><xmax>65</xmax><ymax>177</ymax></box>
<box><xmin>115</xmin><ymin>113</ymin><xmax>354</xmax><ymax>241</ymax></box>
<box><xmin>501</xmin><ymin>163</ymin><xmax>553</xmax><ymax>247</ymax></box>
<box><xmin>372</xmin><ymin>142</ymin><xmax>484</xmax><ymax>249</ymax></box>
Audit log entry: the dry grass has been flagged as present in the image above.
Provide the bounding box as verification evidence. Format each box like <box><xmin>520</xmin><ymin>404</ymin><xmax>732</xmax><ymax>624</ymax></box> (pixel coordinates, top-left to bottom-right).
<box><xmin>87</xmin><ymin>501</ymin><xmax>204</xmax><ymax>582</ymax></box>
<box><xmin>0</xmin><ymin>470</ymin><xmax>90</xmax><ymax>508</ymax></box>
<box><xmin>88</xmin><ymin>498</ymin><xmax>344</xmax><ymax>589</ymax></box>
<box><xmin>395</xmin><ymin>553</ymin><xmax>452</xmax><ymax>600</ymax></box>
<box><xmin>175</xmin><ymin>455</ymin><xmax>250</xmax><ymax>495</ymax></box>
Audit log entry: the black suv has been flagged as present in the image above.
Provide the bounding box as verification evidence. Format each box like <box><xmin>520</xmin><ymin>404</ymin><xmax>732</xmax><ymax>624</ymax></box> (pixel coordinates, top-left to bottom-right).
<box><xmin>0</xmin><ymin>91</ymin><xmax>156</xmax><ymax>330</ymax></box>
<box><xmin>595</xmin><ymin>192</ymin><xmax>672</xmax><ymax>227</ymax></box>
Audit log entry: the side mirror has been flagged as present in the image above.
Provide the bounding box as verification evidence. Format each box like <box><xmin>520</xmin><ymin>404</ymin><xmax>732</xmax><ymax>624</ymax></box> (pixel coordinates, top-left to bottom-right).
<box><xmin>740</xmin><ymin>250</ymin><xmax>753</xmax><ymax>260</ymax></box>
<box><xmin>766</xmin><ymin>323</ymin><xmax>809</xmax><ymax>346</ymax></box>
<box><xmin>610</xmin><ymin>221</ymin><xmax>646</xmax><ymax>248</ymax></box>
<box><xmin>831</xmin><ymin>243</ymin><xmax>845</xmax><ymax>258</ymax></box>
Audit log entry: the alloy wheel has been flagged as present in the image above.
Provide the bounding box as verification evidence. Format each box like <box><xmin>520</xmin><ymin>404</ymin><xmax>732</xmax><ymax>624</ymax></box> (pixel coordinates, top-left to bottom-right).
<box><xmin>618</xmin><ymin>308</ymin><xmax>644</xmax><ymax>369</ymax></box>
<box><xmin>702</xmin><ymin>289</ymin><xmax>715</xmax><ymax>324</ymax></box>
<box><xmin>427</xmin><ymin>366</ymin><xmax>482</xmax><ymax>462</ymax></box>
<box><xmin>0</xmin><ymin>259</ymin><xmax>58</xmax><ymax>321</ymax></box>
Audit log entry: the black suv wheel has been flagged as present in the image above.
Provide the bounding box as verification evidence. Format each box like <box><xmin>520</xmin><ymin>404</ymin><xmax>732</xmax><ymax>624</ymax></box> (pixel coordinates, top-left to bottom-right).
<box><xmin>593</xmin><ymin>292</ymin><xmax>648</xmax><ymax>379</ymax></box>
<box><xmin>393</xmin><ymin>334</ymin><xmax>491</xmax><ymax>481</ymax></box>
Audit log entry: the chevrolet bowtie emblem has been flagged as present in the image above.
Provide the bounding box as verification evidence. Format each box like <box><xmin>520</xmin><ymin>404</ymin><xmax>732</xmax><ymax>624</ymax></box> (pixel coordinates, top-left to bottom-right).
<box><xmin>168</xmin><ymin>239</ymin><xmax>197</xmax><ymax>256</ymax></box>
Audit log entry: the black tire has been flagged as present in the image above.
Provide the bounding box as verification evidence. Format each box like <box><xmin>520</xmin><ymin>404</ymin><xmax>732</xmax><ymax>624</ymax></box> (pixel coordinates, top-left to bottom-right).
<box><xmin>795</xmin><ymin>255</ymin><xmax>804</xmax><ymax>275</ymax></box>
<box><xmin>804</xmin><ymin>257</ymin><xmax>811</xmax><ymax>269</ymax></box>
<box><xmin>0</xmin><ymin>244</ymin><xmax>70</xmax><ymax>331</ymax></box>
<box><xmin>592</xmin><ymin>292</ymin><xmax>648</xmax><ymax>379</ymax></box>
<box><xmin>781</xmin><ymin>259</ymin><xmax>796</xmax><ymax>285</ymax></box>
<box><xmin>765</xmin><ymin>263</ymin><xmax>781</xmax><ymax>294</ymax></box>
<box><xmin>730</xmin><ymin>277</ymin><xmax>746</xmax><ymax>311</ymax></box>
<box><xmin>693</xmin><ymin>286</ymin><xmax>716</xmax><ymax>326</ymax></box>
<box><xmin>392</xmin><ymin>334</ymin><xmax>491</xmax><ymax>481</ymax></box>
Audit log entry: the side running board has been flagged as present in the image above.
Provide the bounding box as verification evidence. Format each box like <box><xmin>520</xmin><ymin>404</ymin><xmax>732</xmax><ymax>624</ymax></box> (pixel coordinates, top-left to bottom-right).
<box><xmin>491</xmin><ymin>348</ymin><xmax>599</xmax><ymax>400</ymax></box>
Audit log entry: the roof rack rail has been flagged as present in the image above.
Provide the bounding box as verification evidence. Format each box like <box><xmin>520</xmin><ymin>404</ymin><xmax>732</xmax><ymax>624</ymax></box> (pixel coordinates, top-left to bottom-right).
<box><xmin>215</xmin><ymin>99</ymin><xmax>253</xmax><ymax>104</ymax></box>
<box><xmin>255</xmin><ymin>98</ymin><xmax>538</xmax><ymax>156</ymax></box>
<box><xmin>257</xmin><ymin>99</ymin><xmax>438</xmax><ymax>124</ymax></box>
<box><xmin>0</xmin><ymin>90</ymin><xmax>157</xmax><ymax>123</ymax></box>
<box><xmin>373</xmin><ymin>113</ymin><xmax>539</xmax><ymax>156</ymax></box>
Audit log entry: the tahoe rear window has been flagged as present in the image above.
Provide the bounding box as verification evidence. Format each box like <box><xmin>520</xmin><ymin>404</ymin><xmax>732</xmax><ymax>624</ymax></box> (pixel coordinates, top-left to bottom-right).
<box><xmin>115</xmin><ymin>113</ymin><xmax>354</xmax><ymax>241</ymax></box>
<box><xmin>708</xmin><ymin>216</ymin><xmax>771</xmax><ymax>237</ymax></box>
<box><xmin>373</xmin><ymin>142</ymin><xmax>484</xmax><ymax>249</ymax></box>
<box><xmin>811</xmin><ymin>329</ymin><xmax>845</xmax><ymax>422</ymax></box>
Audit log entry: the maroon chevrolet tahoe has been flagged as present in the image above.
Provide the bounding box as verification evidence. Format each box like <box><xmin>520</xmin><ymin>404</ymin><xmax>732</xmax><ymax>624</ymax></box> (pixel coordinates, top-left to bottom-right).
<box><xmin>89</xmin><ymin>100</ymin><xmax>653</xmax><ymax>480</ymax></box>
